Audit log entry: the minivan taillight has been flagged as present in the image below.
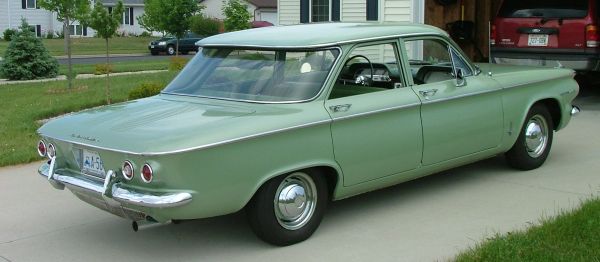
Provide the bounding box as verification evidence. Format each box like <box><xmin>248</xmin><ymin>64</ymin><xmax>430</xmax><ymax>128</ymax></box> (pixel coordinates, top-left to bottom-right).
<box><xmin>586</xmin><ymin>24</ymin><xmax>599</xmax><ymax>47</ymax></box>
<box><xmin>490</xmin><ymin>24</ymin><xmax>497</xmax><ymax>46</ymax></box>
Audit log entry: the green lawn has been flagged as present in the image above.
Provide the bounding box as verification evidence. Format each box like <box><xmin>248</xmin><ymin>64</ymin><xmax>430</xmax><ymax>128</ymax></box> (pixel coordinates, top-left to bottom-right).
<box><xmin>0</xmin><ymin>36</ymin><xmax>157</xmax><ymax>57</ymax></box>
<box><xmin>59</xmin><ymin>60</ymin><xmax>169</xmax><ymax>75</ymax></box>
<box><xmin>0</xmin><ymin>71</ymin><xmax>177</xmax><ymax>167</ymax></box>
<box><xmin>455</xmin><ymin>198</ymin><xmax>600</xmax><ymax>261</ymax></box>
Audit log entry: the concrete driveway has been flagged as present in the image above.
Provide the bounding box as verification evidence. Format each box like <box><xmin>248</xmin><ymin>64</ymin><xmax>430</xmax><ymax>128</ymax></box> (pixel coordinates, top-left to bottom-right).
<box><xmin>1</xmin><ymin>95</ymin><xmax>599</xmax><ymax>262</ymax></box>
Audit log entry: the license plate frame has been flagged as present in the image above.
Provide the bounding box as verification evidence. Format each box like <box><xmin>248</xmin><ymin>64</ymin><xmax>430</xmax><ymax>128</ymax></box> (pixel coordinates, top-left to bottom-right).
<box><xmin>528</xmin><ymin>34</ymin><xmax>548</xmax><ymax>47</ymax></box>
<box><xmin>80</xmin><ymin>149</ymin><xmax>106</xmax><ymax>176</ymax></box>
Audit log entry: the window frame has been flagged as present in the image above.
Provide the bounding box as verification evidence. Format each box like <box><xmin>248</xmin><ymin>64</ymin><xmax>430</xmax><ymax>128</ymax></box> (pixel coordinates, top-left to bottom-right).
<box><xmin>400</xmin><ymin>35</ymin><xmax>477</xmax><ymax>86</ymax></box>
<box><xmin>25</xmin><ymin>0</ymin><xmax>36</xmax><ymax>9</ymax></box>
<box><xmin>310</xmin><ymin>0</ymin><xmax>332</xmax><ymax>23</ymax></box>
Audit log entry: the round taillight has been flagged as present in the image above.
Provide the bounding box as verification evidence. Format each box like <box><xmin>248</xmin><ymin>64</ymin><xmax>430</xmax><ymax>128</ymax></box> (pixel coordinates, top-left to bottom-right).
<box><xmin>141</xmin><ymin>164</ymin><xmax>153</xmax><ymax>183</ymax></box>
<box><xmin>47</xmin><ymin>143</ymin><xmax>56</xmax><ymax>158</ymax></box>
<box><xmin>122</xmin><ymin>161</ymin><xmax>134</xmax><ymax>180</ymax></box>
<box><xmin>37</xmin><ymin>140</ymin><xmax>47</xmax><ymax>157</ymax></box>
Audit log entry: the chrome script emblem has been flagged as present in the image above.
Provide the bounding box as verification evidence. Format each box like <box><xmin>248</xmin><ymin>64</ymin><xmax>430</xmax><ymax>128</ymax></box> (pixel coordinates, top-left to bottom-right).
<box><xmin>71</xmin><ymin>134</ymin><xmax>100</xmax><ymax>142</ymax></box>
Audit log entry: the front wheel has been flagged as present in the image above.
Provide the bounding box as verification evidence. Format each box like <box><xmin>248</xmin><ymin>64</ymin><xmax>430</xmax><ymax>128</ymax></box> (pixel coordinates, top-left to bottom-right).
<box><xmin>505</xmin><ymin>104</ymin><xmax>554</xmax><ymax>170</ymax></box>
<box><xmin>246</xmin><ymin>170</ymin><xmax>328</xmax><ymax>246</ymax></box>
<box><xmin>166</xmin><ymin>45</ymin><xmax>175</xmax><ymax>56</ymax></box>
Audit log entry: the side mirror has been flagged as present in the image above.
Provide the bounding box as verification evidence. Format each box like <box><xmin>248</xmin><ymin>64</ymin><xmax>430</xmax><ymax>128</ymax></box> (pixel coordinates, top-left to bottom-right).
<box><xmin>455</xmin><ymin>68</ymin><xmax>467</xmax><ymax>87</ymax></box>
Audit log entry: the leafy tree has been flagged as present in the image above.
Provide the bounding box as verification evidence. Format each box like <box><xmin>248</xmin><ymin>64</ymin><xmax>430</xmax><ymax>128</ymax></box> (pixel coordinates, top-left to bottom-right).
<box><xmin>0</xmin><ymin>20</ymin><xmax>59</xmax><ymax>80</ymax></box>
<box><xmin>38</xmin><ymin>0</ymin><xmax>91</xmax><ymax>89</ymax></box>
<box><xmin>222</xmin><ymin>0</ymin><xmax>251</xmax><ymax>32</ymax></box>
<box><xmin>138</xmin><ymin>0</ymin><xmax>201</xmax><ymax>56</ymax></box>
<box><xmin>87</xmin><ymin>1</ymin><xmax>124</xmax><ymax>104</ymax></box>
<box><xmin>190</xmin><ymin>15</ymin><xmax>221</xmax><ymax>37</ymax></box>
<box><xmin>137</xmin><ymin>0</ymin><xmax>165</xmax><ymax>36</ymax></box>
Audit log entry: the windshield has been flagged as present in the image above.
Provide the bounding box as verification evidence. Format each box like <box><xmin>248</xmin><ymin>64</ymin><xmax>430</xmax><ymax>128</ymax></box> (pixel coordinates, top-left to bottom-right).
<box><xmin>162</xmin><ymin>48</ymin><xmax>339</xmax><ymax>102</ymax></box>
<box><xmin>498</xmin><ymin>0</ymin><xmax>588</xmax><ymax>18</ymax></box>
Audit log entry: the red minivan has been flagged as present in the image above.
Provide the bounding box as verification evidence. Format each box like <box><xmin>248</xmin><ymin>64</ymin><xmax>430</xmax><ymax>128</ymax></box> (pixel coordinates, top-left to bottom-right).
<box><xmin>491</xmin><ymin>0</ymin><xmax>599</xmax><ymax>72</ymax></box>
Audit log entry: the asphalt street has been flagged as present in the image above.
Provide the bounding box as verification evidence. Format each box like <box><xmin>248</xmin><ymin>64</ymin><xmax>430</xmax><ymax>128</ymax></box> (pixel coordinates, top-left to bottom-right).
<box><xmin>0</xmin><ymin>92</ymin><xmax>599</xmax><ymax>262</ymax></box>
<box><xmin>56</xmin><ymin>53</ymin><xmax>195</xmax><ymax>65</ymax></box>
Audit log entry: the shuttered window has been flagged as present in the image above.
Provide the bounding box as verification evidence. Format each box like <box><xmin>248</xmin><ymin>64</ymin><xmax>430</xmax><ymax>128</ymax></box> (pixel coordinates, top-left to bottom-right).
<box><xmin>366</xmin><ymin>0</ymin><xmax>378</xmax><ymax>21</ymax></box>
<box><xmin>311</xmin><ymin>0</ymin><xmax>330</xmax><ymax>22</ymax></box>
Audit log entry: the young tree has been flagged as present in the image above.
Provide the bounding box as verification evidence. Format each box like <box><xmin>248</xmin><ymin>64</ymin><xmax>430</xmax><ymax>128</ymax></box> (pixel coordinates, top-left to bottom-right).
<box><xmin>137</xmin><ymin>0</ymin><xmax>165</xmax><ymax>36</ymax></box>
<box><xmin>87</xmin><ymin>1</ymin><xmax>124</xmax><ymax>104</ymax></box>
<box><xmin>0</xmin><ymin>19</ymin><xmax>59</xmax><ymax>80</ymax></box>
<box><xmin>38</xmin><ymin>0</ymin><xmax>91</xmax><ymax>89</ymax></box>
<box><xmin>222</xmin><ymin>0</ymin><xmax>251</xmax><ymax>32</ymax></box>
<box><xmin>139</xmin><ymin>0</ymin><xmax>201</xmax><ymax>56</ymax></box>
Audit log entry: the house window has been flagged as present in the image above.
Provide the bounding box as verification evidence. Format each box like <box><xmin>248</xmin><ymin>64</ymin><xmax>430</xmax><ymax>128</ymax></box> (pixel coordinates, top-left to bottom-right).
<box><xmin>23</xmin><ymin>0</ymin><xmax>37</xmax><ymax>9</ymax></box>
<box><xmin>311</xmin><ymin>0</ymin><xmax>329</xmax><ymax>22</ymax></box>
<box><xmin>123</xmin><ymin>7</ymin><xmax>134</xmax><ymax>25</ymax></box>
<box><xmin>69</xmin><ymin>25</ymin><xmax>83</xmax><ymax>36</ymax></box>
<box><xmin>30</xmin><ymin>25</ymin><xmax>41</xmax><ymax>37</ymax></box>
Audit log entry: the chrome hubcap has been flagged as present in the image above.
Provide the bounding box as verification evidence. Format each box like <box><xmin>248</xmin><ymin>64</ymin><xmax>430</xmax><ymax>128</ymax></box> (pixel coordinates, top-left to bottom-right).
<box><xmin>274</xmin><ymin>172</ymin><xmax>317</xmax><ymax>230</ymax></box>
<box><xmin>524</xmin><ymin>114</ymin><xmax>549</xmax><ymax>158</ymax></box>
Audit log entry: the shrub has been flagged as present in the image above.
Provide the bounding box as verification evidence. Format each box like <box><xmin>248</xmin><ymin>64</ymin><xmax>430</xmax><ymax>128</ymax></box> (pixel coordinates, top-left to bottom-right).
<box><xmin>3</xmin><ymin>29</ymin><xmax>16</xmax><ymax>41</ymax></box>
<box><xmin>45</xmin><ymin>31</ymin><xmax>55</xmax><ymax>39</ymax></box>
<box><xmin>190</xmin><ymin>15</ymin><xmax>221</xmax><ymax>36</ymax></box>
<box><xmin>94</xmin><ymin>63</ymin><xmax>114</xmax><ymax>75</ymax></box>
<box><xmin>139</xmin><ymin>31</ymin><xmax>152</xmax><ymax>37</ymax></box>
<box><xmin>128</xmin><ymin>81</ymin><xmax>164</xmax><ymax>99</ymax></box>
<box><xmin>0</xmin><ymin>20</ymin><xmax>59</xmax><ymax>80</ymax></box>
<box><xmin>168</xmin><ymin>57</ymin><xmax>189</xmax><ymax>71</ymax></box>
<box><xmin>222</xmin><ymin>0</ymin><xmax>251</xmax><ymax>32</ymax></box>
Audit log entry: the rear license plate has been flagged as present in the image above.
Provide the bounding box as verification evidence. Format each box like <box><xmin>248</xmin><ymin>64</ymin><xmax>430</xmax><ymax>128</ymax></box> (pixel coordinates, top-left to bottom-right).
<box><xmin>150</xmin><ymin>45</ymin><xmax>154</xmax><ymax>48</ymax></box>
<box><xmin>81</xmin><ymin>149</ymin><xmax>105</xmax><ymax>176</ymax></box>
<box><xmin>528</xmin><ymin>34</ymin><xmax>548</xmax><ymax>47</ymax></box>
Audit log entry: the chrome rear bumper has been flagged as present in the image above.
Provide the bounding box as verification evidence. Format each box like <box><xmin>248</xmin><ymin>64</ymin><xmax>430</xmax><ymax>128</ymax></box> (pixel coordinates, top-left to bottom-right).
<box><xmin>38</xmin><ymin>158</ymin><xmax>192</xmax><ymax>217</ymax></box>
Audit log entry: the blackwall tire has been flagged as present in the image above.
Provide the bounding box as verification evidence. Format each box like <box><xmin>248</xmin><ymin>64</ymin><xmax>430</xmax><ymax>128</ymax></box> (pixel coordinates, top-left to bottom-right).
<box><xmin>246</xmin><ymin>169</ymin><xmax>328</xmax><ymax>246</ymax></box>
<box><xmin>505</xmin><ymin>104</ymin><xmax>554</xmax><ymax>170</ymax></box>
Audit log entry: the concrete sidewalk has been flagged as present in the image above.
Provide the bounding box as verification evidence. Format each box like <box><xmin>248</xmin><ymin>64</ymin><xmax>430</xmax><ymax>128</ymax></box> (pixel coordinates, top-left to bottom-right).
<box><xmin>0</xmin><ymin>96</ymin><xmax>598</xmax><ymax>262</ymax></box>
<box><xmin>0</xmin><ymin>70</ymin><xmax>168</xmax><ymax>86</ymax></box>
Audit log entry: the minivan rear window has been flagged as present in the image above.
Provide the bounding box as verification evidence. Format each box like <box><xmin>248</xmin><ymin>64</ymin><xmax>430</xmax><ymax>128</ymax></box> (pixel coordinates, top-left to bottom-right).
<box><xmin>498</xmin><ymin>0</ymin><xmax>589</xmax><ymax>18</ymax></box>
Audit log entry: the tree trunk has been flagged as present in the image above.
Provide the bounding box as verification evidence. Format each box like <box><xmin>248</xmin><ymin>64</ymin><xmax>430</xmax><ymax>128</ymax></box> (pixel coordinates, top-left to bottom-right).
<box><xmin>105</xmin><ymin>38</ymin><xmax>111</xmax><ymax>104</ymax></box>
<box><xmin>64</xmin><ymin>19</ymin><xmax>73</xmax><ymax>89</ymax></box>
<box><xmin>176</xmin><ymin>38</ymin><xmax>179</xmax><ymax>57</ymax></box>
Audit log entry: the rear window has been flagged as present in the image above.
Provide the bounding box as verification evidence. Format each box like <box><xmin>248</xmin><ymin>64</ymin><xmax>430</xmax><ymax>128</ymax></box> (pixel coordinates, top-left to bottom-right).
<box><xmin>498</xmin><ymin>0</ymin><xmax>589</xmax><ymax>18</ymax></box>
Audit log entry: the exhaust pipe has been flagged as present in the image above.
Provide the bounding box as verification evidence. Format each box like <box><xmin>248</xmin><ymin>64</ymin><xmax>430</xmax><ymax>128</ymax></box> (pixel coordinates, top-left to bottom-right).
<box><xmin>132</xmin><ymin>218</ymin><xmax>172</xmax><ymax>232</ymax></box>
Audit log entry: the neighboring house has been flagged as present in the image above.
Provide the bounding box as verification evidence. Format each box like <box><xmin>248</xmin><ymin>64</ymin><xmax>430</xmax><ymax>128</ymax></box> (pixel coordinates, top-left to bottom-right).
<box><xmin>0</xmin><ymin>0</ymin><xmax>148</xmax><ymax>37</ymax></box>
<box><xmin>200</xmin><ymin>0</ymin><xmax>278</xmax><ymax>25</ymax></box>
<box><xmin>278</xmin><ymin>0</ymin><xmax>424</xmax><ymax>25</ymax></box>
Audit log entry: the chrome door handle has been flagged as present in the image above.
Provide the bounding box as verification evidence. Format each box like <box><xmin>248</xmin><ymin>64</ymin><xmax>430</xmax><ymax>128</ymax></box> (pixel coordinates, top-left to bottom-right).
<box><xmin>329</xmin><ymin>104</ymin><xmax>352</xmax><ymax>112</ymax></box>
<box><xmin>419</xmin><ymin>89</ymin><xmax>438</xmax><ymax>99</ymax></box>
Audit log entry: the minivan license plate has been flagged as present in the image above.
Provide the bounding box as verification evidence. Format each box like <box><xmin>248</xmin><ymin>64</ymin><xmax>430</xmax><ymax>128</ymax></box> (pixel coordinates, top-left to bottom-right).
<box><xmin>81</xmin><ymin>149</ymin><xmax>105</xmax><ymax>176</ymax></box>
<box><xmin>528</xmin><ymin>34</ymin><xmax>548</xmax><ymax>47</ymax></box>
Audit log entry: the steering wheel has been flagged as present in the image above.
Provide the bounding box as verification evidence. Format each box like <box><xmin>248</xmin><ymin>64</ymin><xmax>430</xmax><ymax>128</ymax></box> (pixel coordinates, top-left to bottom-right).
<box><xmin>344</xmin><ymin>55</ymin><xmax>374</xmax><ymax>86</ymax></box>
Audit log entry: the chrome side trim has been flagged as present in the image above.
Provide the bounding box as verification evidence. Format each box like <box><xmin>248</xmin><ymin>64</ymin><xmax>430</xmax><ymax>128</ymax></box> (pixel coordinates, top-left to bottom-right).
<box><xmin>38</xmin><ymin>163</ymin><xmax>192</xmax><ymax>208</ymax></box>
<box><xmin>499</xmin><ymin>75</ymin><xmax>568</xmax><ymax>90</ymax></box>
<box><xmin>40</xmin><ymin>119</ymin><xmax>332</xmax><ymax>156</ymax></box>
<box><xmin>421</xmin><ymin>87</ymin><xmax>501</xmax><ymax>105</ymax></box>
<box><xmin>331</xmin><ymin>102</ymin><xmax>421</xmax><ymax>121</ymax></box>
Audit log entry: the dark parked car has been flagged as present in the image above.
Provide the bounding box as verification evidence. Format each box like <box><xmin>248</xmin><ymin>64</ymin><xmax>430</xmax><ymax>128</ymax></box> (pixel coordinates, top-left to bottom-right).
<box><xmin>491</xmin><ymin>0</ymin><xmax>599</xmax><ymax>73</ymax></box>
<box><xmin>148</xmin><ymin>32</ymin><xmax>204</xmax><ymax>55</ymax></box>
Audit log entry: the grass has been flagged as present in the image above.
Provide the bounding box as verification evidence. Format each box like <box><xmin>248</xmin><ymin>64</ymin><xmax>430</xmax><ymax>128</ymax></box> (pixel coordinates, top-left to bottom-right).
<box><xmin>455</xmin><ymin>197</ymin><xmax>600</xmax><ymax>262</ymax></box>
<box><xmin>58</xmin><ymin>60</ymin><xmax>169</xmax><ymax>75</ymax></box>
<box><xmin>0</xmin><ymin>71</ymin><xmax>178</xmax><ymax>167</ymax></box>
<box><xmin>0</xmin><ymin>36</ymin><xmax>157</xmax><ymax>57</ymax></box>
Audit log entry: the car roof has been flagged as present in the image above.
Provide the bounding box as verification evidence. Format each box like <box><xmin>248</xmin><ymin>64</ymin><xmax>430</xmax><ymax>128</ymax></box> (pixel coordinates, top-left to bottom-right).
<box><xmin>197</xmin><ymin>22</ymin><xmax>448</xmax><ymax>49</ymax></box>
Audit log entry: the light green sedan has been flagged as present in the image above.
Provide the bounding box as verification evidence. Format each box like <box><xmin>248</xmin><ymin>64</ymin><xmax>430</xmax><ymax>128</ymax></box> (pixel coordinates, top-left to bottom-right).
<box><xmin>36</xmin><ymin>23</ymin><xmax>580</xmax><ymax>246</ymax></box>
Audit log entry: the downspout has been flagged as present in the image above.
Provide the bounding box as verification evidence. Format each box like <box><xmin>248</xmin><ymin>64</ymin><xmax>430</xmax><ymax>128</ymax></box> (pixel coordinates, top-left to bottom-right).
<box><xmin>7</xmin><ymin>0</ymin><xmax>11</xmax><ymax>28</ymax></box>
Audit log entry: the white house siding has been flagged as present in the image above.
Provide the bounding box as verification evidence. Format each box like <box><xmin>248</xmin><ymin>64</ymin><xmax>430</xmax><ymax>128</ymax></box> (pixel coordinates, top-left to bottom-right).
<box><xmin>340</xmin><ymin>0</ymin><xmax>365</xmax><ymax>22</ymax></box>
<box><xmin>382</xmin><ymin>0</ymin><xmax>411</xmax><ymax>22</ymax></box>
<box><xmin>278</xmin><ymin>0</ymin><xmax>299</xmax><ymax>25</ymax></box>
<box><xmin>115</xmin><ymin>5</ymin><xmax>146</xmax><ymax>36</ymax></box>
<box><xmin>255</xmin><ymin>8</ymin><xmax>277</xmax><ymax>24</ymax></box>
<box><xmin>0</xmin><ymin>0</ymin><xmax>60</xmax><ymax>36</ymax></box>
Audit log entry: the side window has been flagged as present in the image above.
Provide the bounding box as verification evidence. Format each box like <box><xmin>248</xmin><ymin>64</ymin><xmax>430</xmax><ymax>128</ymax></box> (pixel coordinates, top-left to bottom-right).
<box><xmin>405</xmin><ymin>39</ymin><xmax>455</xmax><ymax>85</ymax></box>
<box><xmin>329</xmin><ymin>43</ymin><xmax>404</xmax><ymax>99</ymax></box>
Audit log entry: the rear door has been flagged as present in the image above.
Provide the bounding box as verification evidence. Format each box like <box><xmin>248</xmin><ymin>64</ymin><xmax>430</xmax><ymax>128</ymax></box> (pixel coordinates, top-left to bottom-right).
<box><xmin>495</xmin><ymin>0</ymin><xmax>592</xmax><ymax>50</ymax></box>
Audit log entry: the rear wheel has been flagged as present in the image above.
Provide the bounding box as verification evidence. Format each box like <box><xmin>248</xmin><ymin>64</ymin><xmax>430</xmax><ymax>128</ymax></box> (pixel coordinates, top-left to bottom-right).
<box><xmin>246</xmin><ymin>170</ymin><xmax>328</xmax><ymax>246</ymax></box>
<box><xmin>505</xmin><ymin>104</ymin><xmax>554</xmax><ymax>170</ymax></box>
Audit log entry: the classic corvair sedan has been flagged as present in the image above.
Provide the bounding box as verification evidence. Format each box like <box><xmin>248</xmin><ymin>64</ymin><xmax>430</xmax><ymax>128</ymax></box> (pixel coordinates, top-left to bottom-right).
<box><xmin>37</xmin><ymin>23</ymin><xmax>580</xmax><ymax>246</ymax></box>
